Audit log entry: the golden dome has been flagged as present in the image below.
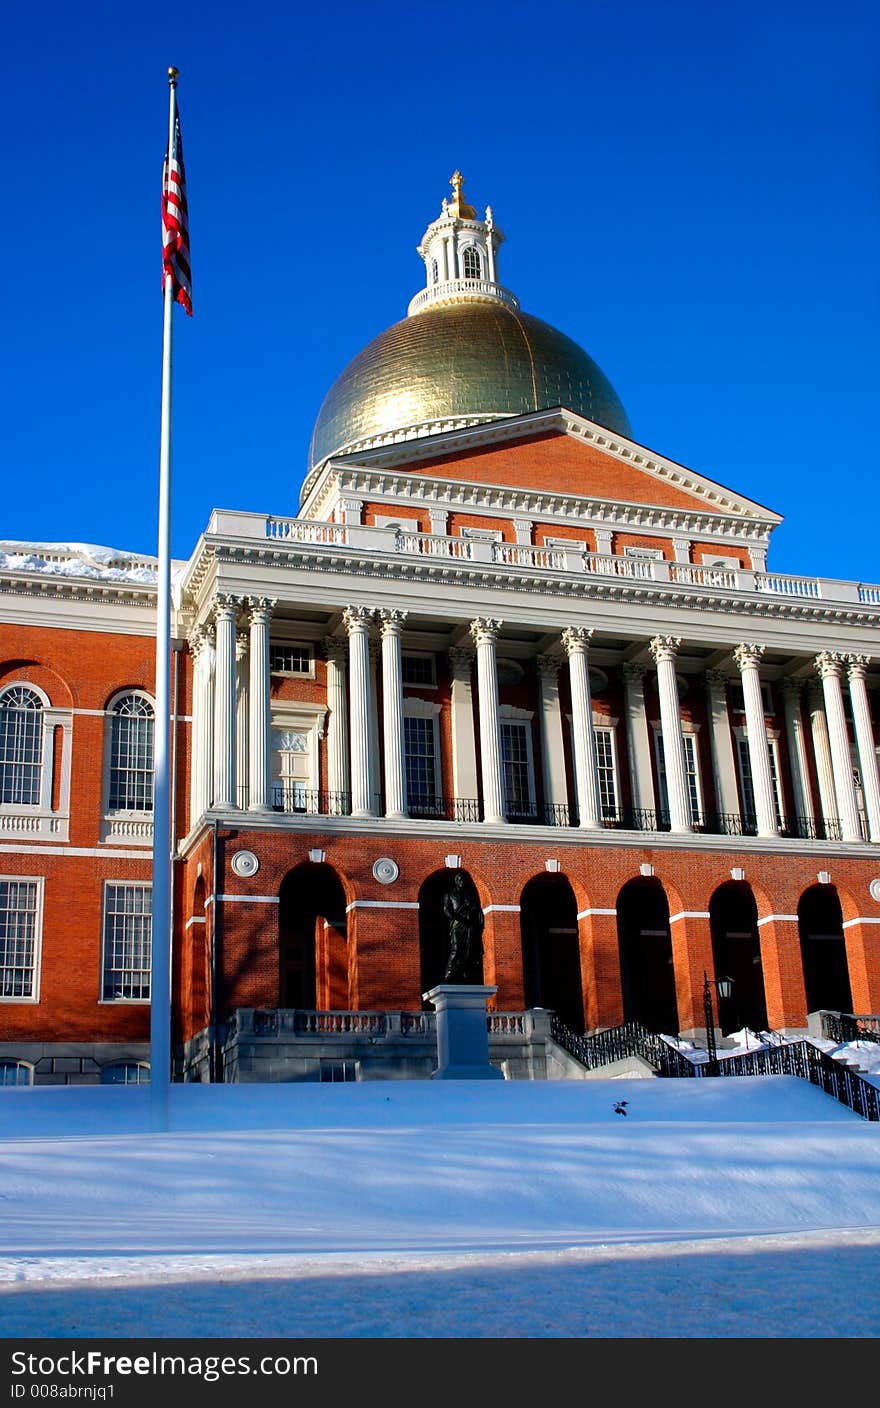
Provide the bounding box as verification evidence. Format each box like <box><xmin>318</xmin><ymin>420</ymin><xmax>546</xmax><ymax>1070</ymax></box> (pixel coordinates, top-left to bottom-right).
<box><xmin>305</xmin><ymin>301</ymin><xmax>631</xmax><ymax>497</ymax></box>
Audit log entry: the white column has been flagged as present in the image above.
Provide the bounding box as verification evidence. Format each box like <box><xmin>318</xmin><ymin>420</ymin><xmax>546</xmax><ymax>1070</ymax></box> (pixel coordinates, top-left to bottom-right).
<box><xmin>733</xmin><ymin>643</ymin><xmax>779</xmax><ymax>837</ymax></box>
<box><xmin>470</xmin><ymin>618</ymin><xmax>505</xmax><ymax>825</ymax></box>
<box><xmin>212</xmin><ymin>595</ymin><xmax>240</xmax><ymax>809</ymax></box>
<box><xmin>536</xmin><ymin>654</ymin><xmax>569</xmax><ymax>821</ymax></box>
<box><xmin>449</xmin><ymin>646</ymin><xmax>479</xmax><ymax>807</ymax></box>
<box><xmin>622</xmin><ymin>662</ymin><xmax>656</xmax><ymax>819</ymax></box>
<box><xmin>486</xmin><ymin>229</ymin><xmax>497</xmax><ymax>282</ymax></box>
<box><xmin>817</xmin><ymin>651</ymin><xmax>862</xmax><ymax>841</ymax></box>
<box><xmin>781</xmin><ymin>678</ymin><xmax>814</xmax><ymax>831</ymax></box>
<box><xmin>649</xmin><ymin>635</ymin><xmax>692</xmax><ymax>834</ymax></box>
<box><xmin>344</xmin><ymin>607</ymin><xmax>375</xmax><ymax>818</ymax></box>
<box><xmin>807</xmin><ymin>680</ymin><xmax>838</xmax><ymax>834</ymax></box>
<box><xmin>188</xmin><ymin>627</ymin><xmax>209</xmax><ymax>822</ymax></box>
<box><xmin>816</xmin><ymin>651</ymin><xmax>861</xmax><ymax>842</ymax></box>
<box><xmin>847</xmin><ymin>655</ymin><xmax>880</xmax><ymax>842</ymax></box>
<box><xmin>324</xmin><ymin>635</ymin><xmax>350</xmax><ymax>807</ymax></box>
<box><xmin>247</xmin><ymin>598</ymin><xmax>274</xmax><ymax>812</ymax></box>
<box><xmin>562</xmin><ymin>627</ymin><xmax>601</xmax><ymax>831</ymax></box>
<box><xmin>368</xmin><ymin>638</ymin><xmax>382</xmax><ymax>812</ymax></box>
<box><xmin>235</xmin><ymin>629</ymin><xmax>248</xmax><ymax>810</ymax></box>
<box><xmin>705</xmin><ymin>670</ymin><xmax>740</xmax><ymax>821</ymax></box>
<box><xmin>379</xmin><ymin>609</ymin><xmax>408</xmax><ymax>819</ymax></box>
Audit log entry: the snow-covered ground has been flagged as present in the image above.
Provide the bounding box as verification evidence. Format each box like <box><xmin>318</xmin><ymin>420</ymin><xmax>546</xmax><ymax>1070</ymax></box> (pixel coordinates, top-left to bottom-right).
<box><xmin>1</xmin><ymin>1076</ymin><xmax>879</xmax><ymax>1339</ymax></box>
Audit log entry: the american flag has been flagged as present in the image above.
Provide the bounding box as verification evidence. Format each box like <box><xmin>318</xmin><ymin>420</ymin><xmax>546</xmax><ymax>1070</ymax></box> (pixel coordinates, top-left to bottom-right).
<box><xmin>162</xmin><ymin>113</ymin><xmax>192</xmax><ymax>315</ymax></box>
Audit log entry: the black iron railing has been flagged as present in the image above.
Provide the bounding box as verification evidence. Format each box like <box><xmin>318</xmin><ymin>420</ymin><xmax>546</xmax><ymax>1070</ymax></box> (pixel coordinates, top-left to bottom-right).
<box><xmin>407</xmin><ymin>795</ymin><xmax>481</xmax><ymax>822</ymax></box>
<box><xmin>270</xmin><ymin>786</ymin><xmax>353</xmax><ymax>816</ymax></box>
<box><xmin>819</xmin><ymin>1011</ymin><xmax>880</xmax><ymax>1046</ymax></box>
<box><xmin>549</xmin><ymin>1017</ymin><xmax>696</xmax><ymax>1079</ymax></box>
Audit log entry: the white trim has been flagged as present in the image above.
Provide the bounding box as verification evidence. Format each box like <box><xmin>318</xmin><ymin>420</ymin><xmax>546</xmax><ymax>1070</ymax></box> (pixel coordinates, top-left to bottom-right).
<box><xmin>577</xmin><ymin>908</ymin><xmax>617</xmax><ymax>919</ymax></box>
<box><xmin>205</xmin><ymin>893</ymin><xmax>280</xmax><ymax>905</ymax></box>
<box><xmin>842</xmin><ymin>916</ymin><xmax>880</xmax><ymax>928</ymax></box>
<box><xmin>668</xmin><ymin>911</ymin><xmax>711</xmax><ymax>923</ymax></box>
<box><xmin>756</xmin><ymin>914</ymin><xmax>799</xmax><ymax>926</ymax></box>
<box><xmin>483</xmin><ymin>904</ymin><xmax>521</xmax><ymax>913</ymax></box>
<box><xmin>0</xmin><ymin>874</ymin><xmax>44</xmax><ymax>1004</ymax></box>
<box><xmin>0</xmin><ymin>844</ymin><xmax>150</xmax><ymax>859</ymax></box>
<box><xmin>184</xmin><ymin>914</ymin><xmax>207</xmax><ymax>929</ymax></box>
<box><xmin>345</xmin><ymin>900</ymin><xmax>420</xmax><ymax>912</ymax></box>
<box><xmin>100</xmin><ymin>879</ymin><xmax>152</xmax><ymax>1005</ymax></box>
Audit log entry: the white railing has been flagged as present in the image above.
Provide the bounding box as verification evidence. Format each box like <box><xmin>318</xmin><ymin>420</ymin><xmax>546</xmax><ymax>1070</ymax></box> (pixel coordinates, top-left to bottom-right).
<box><xmin>266</xmin><ymin>518</ymin><xmax>348</xmax><ymax>545</ymax></box>
<box><xmin>858</xmin><ymin>584</ymin><xmax>880</xmax><ymax>605</ymax></box>
<box><xmin>669</xmin><ymin>563</ymin><xmax>738</xmax><ymax>590</ymax></box>
<box><xmin>407</xmin><ymin>278</ymin><xmax>519</xmax><ymax>315</ymax></box>
<box><xmin>755</xmin><ymin>571</ymin><xmax>821</xmax><ymax>599</ymax></box>
<box><xmin>395</xmin><ymin>531</ymin><xmax>472</xmax><ymax>560</ymax></box>
<box><xmin>583</xmin><ymin>552</ymin><xmax>657</xmax><ymax>580</ymax></box>
<box><xmin>493</xmin><ymin>544</ymin><xmax>567</xmax><ymax>571</ymax></box>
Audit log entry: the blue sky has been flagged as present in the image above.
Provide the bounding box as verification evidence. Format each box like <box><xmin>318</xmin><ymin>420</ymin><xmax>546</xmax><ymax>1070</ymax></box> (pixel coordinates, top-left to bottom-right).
<box><xmin>2</xmin><ymin>0</ymin><xmax>877</xmax><ymax>580</ymax></box>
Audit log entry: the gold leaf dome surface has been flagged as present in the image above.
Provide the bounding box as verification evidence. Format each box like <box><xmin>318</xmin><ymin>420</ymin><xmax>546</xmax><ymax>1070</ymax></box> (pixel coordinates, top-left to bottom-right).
<box><xmin>305</xmin><ymin>301</ymin><xmax>631</xmax><ymax>495</ymax></box>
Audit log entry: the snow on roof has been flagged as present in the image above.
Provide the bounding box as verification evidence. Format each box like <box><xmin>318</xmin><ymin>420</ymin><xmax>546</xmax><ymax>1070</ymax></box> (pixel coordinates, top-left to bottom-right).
<box><xmin>0</xmin><ymin>541</ymin><xmax>187</xmax><ymax>586</ymax></box>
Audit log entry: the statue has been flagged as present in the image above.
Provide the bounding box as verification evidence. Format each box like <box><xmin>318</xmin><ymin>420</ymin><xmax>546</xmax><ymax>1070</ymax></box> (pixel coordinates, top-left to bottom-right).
<box><xmin>441</xmin><ymin>872</ymin><xmax>484</xmax><ymax>983</ymax></box>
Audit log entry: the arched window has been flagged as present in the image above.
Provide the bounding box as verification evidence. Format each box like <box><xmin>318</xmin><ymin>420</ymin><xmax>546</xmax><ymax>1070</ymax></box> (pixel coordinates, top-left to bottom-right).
<box><xmin>109</xmin><ymin>694</ymin><xmax>154</xmax><ymax>812</ymax></box>
<box><xmin>0</xmin><ymin>1059</ymin><xmax>33</xmax><ymax>1086</ymax></box>
<box><xmin>431</xmin><ymin>257</ymin><xmax>439</xmax><ymax>285</ymax></box>
<box><xmin>101</xmin><ymin>1061</ymin><xmax>150</xmax><ymax>1085</ymax></box>
<box><xmin>0</xmin><ymin>687</ymin><xmax>44</xmax><ymax>806</ymax></box>
<box><xmin>462</xmin><ymin>246</ymin><xmax>481</xmax><ymax>279</ymax></box>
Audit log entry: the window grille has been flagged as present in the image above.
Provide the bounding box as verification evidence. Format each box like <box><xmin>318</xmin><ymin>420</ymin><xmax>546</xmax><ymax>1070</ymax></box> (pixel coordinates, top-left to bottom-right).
<box><xmin>402</xmin><ymin>654</ymin><xmax>436</xmax><ymax>686</ymax></box>
<box><xmin>0</xmin><ymin>687</ymin><xmax>43</xmax><ymax>806</ymax></box>
<box><xmin>0</xmin><ymin>879</ymin><xmax>39</xmax><ymax>999</ymax></box>
<box><xmin>0</xmin><ymin>1059</ymin><xmax>32</xmax><ymax>1086</ymax></box>
<box><xmin>462</xmin><ymin>246</ymin><xmax>481</xmax><ymax>279</ymax></box>
<box><xmin>595</xmin><ymin>728</ymin><xmax>618</xmax><ymax>816</ymax></box>
<box><xmin>109</xmin><ymin>695</ymin><xmax>154</xmax><ymax>812</ymax></box>
<box><xmin>102</xmin><ymin>884</ymin><xmax>151</xmax><ymax>1001</ymax></box>
<box><xmin>404</xmin><ymin>716</ymin><xmax>437</xmax><ymax>805</ymax></box>
<box><xmin>270</xmin><ymin>646</ymin><xmax>312</xmax><ymax>675</ymax></box>
<box><xmin>501</xmin><ymin>722</ymin><xmax>534</xmax><ymax>814</ymax></box>
<box><xmin>101</xmin><ymin>1061</ymin><xmax>150</xmax><ymax>1085</ymax></box>
<box><xmin>736</xmin><ymin>736</ymin><xmax>785</xmax><ymax>827</ymax></box>
<box><xmin>655</xmin><ymin>731</ymin><xmax>702</xmax><ymax>822</ymax></box>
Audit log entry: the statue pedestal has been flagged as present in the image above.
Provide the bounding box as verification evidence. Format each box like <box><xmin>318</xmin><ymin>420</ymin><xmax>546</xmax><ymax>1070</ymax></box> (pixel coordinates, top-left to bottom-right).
<box><xmin>423</xmin><ymin>984</ymin><xmax>505</xmax><ymax>1080</ymax></box>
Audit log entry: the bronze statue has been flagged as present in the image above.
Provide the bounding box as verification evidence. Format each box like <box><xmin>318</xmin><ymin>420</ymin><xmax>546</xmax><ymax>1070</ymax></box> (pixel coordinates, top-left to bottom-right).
<box><xmin>441</xmin><ymin>872</ymin><xmax>484</xmax><ymax>983</ymax></box>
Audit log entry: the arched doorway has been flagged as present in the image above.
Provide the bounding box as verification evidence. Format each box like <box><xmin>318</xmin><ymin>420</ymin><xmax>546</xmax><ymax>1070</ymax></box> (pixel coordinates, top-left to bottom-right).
<box><xmin>617</xmin><ymin>878</ymin><xmax>678</xmax><ymax>1034</ymax></box>
<box><xmin>418</xmin><ymin>869</ymin><xmax>483</xmax><ymax>1002</ymax></box>
<box><xmin>709</xmin><ymin>882</ymin><xmax>767</xmax><ymax>1033</ymax></box>
<box><xmin>278</xmin><ymin>864</ymin><xmax>347</xmax><ymax>1009</ymax></box>
<box><xmin>520</xmin><ymin>874</ymin><xmax>584</xmax><ymax>1033</ymax></box>
<box><xmin>798</xmin><ymin>885</ymin><xmax>852</xmax><ymax>1015</ymax></box>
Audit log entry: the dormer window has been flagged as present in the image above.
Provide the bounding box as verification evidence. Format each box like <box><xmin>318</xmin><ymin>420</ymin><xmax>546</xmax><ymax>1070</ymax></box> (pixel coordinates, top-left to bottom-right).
<box><xmin>462</xmin><ymin>246</ymin><xmax>482</xmax><ymax>279</ymax></box>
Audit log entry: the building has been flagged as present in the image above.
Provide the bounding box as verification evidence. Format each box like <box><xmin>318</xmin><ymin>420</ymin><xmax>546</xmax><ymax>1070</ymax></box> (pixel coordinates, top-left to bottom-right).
<box><xmin>2</xmin><ymin>174</ymin><xmax>880</xmax><ymax>1085</ymax></box>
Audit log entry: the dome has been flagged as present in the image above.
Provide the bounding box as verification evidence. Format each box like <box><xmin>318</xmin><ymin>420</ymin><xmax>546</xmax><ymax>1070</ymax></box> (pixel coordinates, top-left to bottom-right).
<box><xmin>305</xmin><ymin>301</ymin><xmax>632</xmax><ymax>499</ymax></box>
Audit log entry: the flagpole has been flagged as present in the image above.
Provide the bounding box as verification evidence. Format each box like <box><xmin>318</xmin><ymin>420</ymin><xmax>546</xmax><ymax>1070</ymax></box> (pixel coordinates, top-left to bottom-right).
<box><xmin>150</xmin><ymin>66</ymin><xmax>179</xmax><ymax>1133</ymax></box>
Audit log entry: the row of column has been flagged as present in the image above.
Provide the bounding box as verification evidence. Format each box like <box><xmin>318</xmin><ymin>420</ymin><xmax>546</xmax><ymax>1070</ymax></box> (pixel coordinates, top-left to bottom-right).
<box><xmin>189</xmin><ymin>597</ymin><xmax>879</xmax><ymax>844</ymax></box>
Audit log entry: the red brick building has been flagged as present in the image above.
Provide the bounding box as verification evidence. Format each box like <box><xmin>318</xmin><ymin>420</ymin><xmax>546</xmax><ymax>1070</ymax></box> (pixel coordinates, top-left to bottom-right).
<box><xmin>2</xmin><ymin>177</ymin><xmax>879</xmax><ymax>1083</ymax></box>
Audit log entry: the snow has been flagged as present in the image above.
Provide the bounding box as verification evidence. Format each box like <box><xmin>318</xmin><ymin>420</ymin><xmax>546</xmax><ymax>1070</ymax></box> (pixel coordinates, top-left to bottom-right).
<box><xmin>1</xmin><ymin>1077</ymin><xmax>879</xmax><ymax>1339</ymax></box>
<box><xmin>0</xmin><ymin>541</ymin><xmax>187</xmax><ymax>586</ymax></box>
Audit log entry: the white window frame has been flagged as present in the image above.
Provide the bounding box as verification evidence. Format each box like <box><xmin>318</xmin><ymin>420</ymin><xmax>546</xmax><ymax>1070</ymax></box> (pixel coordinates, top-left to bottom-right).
<box><xmin>100</xmin><ymin>689</ymin><xmax>155</xmax><ymax>846</ymax></box>
<box><xmin>542</xmin><ymin>536</ymin><xmax>587</xmax><ymax>551</ymax></box>
<box><xmin>652</xmin><ymin>725</ymin><xmax>704</xmax><ymax>824</ymax></box>
<box><xmin>100</xmin><ymin>880</ymin><xmax>152</xmax><ymax>1004</ymax></box>
<box><xmin>734</xmin><ymin>727</ymin><xmax>786</xmax><ymax>829</ymax></box>
<box><xmin>268</xmin><ymin>643</ymin><xmax>315</xmax><ymax>679</ymax></box>
<box><xmin>0</xmin><ymin>684</ymin><xmax>71</xmax><ymax>842</ymax></box>
<box><xmin>0</xmin><ymin>1058</ymin><xmax>34</xmax><ymax>1086</ymax></box>
<box><xmin>459</xmin><ymin>526</ymin><xmax>503</xmax><ymax>542</ymax></box>
<box><xmin>593</xmin><ymin>720</ymin><xmax>620</xmax><ymax>820</ymax></box>
<box><xmin>0</xmin><ymin>875</ymin><xmax>43</xmax><ymax>1003</ymax></box>
<box><xmin>100</xmin><ymin>1061</ymin><xmax>151</xmax><ymax>1085</ymax></box>
<box><xmin>461</xmin><ymin>245</ymin><xmax>482</xmax><ymax>279</ymax></box>
<box><xmin>499</xmin><ymin>706</ymin><xmax>536</xmax><ymax>818</ymax></box>
<box><xmin>373</xmin><ymin>513</ymin><xmax>421</xmax><ymax>533</ymax></box>
<box><xmin>403</xmin><ymin>698</ymin><xmax>443</xmax><ymax>808</ymax></box>
<box><xmin>702</xmin><ymin>553</ymin><xmax>741</xmax><ymax>568</ymax></box>
<box><xmin>270</xmin><ymin>702</ymin><xmax>326</xmax><ymax>812</ymax></box>
<box><xmin>623</xmin><ymin>545</ymin><xmax>665</xmax><ymax>561</ymax></box>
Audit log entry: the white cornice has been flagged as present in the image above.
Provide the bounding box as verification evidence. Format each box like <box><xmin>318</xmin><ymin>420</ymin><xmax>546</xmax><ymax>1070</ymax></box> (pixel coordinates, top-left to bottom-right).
<box><xmin>301</xmin><ymin>406</ymin><xmax>783</xmax><ymax>527</ymax></box>
<box><xmin>0</xmin><ymin>575</ymin><xmax>159</xmax><ymax>634</ymax></box>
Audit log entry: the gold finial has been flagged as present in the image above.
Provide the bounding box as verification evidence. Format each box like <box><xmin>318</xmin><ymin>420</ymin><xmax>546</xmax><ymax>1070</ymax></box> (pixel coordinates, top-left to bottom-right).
<box><xmin>168</xmin><ymin>66</ymin><xmax>179</xmax><ymax>84</ymax></box>
<box><xmin>448</xmin><ymin>169</ymin><xmax>477</xmax><ymax>220</ymax></box>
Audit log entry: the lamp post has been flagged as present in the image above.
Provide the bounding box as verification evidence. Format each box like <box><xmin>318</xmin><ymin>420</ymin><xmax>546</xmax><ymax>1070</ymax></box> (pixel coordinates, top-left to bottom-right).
<box><xmin>703</xmin><ymin>972</ymin><xmax>734</xmax><ymax>1076</ymax></box>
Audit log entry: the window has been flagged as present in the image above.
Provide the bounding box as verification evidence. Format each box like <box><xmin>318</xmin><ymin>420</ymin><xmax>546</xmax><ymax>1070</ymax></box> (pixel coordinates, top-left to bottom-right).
<box><xmin>270</xmin><ymin>645</ymin><xmax>313</xmax><ymax>676</ymax></box>
<box><xmin>431</xmin><ymin>258</ymin><xmax>439</xmax><ymax>285</ymax></box>
<box><xmin>101</xmin><ymin>1061</ymin><xmax>150</xmax><ymax>1085</ymax></box>
<box><xmin>501</xmin><ymin>721</ymin><xmax>535</xmax><ymax>818</ymax></box>
<box><xmin>274</xmin><ymin>729</ymin><xmax>310</xmax><ymax>811</ymax></box>
<box><xmin>736</xmin><ymin>734</ymin><xmax>785</xmax><ymax>828</ymax></box>
<box><xmin>595</xmin><ymin>727</ymin><xmax>619</xmax><ymax>818</ymax></box>
<box><xmin>459</xmin><ymin>526</ymin><xmax>503</xmax><ymax>542</ymax></box>
<box><xmin>0</xmin><ymin>1059</ymin><xmax>32</xmax><ymax>1086</ymax></box>
<box><xmin>462</xmin><ymin>246</ymin><xmax>481</xmax><ymax>279</ymax></box>
<box><xmin>102</xmin><ymin>883</ymin><xmax>151</xmax><ymax>1001</ymax></box>
<box><xmin>654</xmin><ymin>729</ymin><xmax>703</xmax><ymax>823</ymax></box>
<box><xmin>623</xmin><ymin>545</ymin><xmax>665</xmax><ymax>561</ymax></box>
<box><xmin>109</xmin><ymin>694</ymin><xmax>154</xmax><ymax>812</ymax></box>
<box><xmin>402</xmin><ymin>654</ymin><xmax>436</xmax><ymax>687</ymax></box>
<box><xmin>0</xmin><ymin>687</ymin><xmax>43</xmax><ymax>805</ymax></box>
<box><xmin>0</xmin><ymin>878</ymin><xmax>41</xmax><ymax>1000</ymax></box>
<box><xmin>404</xmin><ymin>715</ymin><xmax>439</xmax><ymax>810</ymax></box>
<box><xmin>320</xmin><ymin>1060</ymin><xmax>357</xmax><ymax>1082</ymax></box>
<box><xmin>729</xmin><ymin>683</ymin><xmax>775</xmax><ymax>715</ymax></box>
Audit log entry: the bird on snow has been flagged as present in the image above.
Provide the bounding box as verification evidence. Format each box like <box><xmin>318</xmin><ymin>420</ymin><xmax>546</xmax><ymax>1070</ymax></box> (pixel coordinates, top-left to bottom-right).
<box><xmin>614</xmin><ymin>1101</ymin><xmax>629</xmax><ymax>1116</ymax></box>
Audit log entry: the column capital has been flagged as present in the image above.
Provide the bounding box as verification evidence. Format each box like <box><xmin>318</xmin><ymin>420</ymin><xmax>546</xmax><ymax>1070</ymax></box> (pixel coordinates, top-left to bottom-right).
<box><xmin>342</xmin><ymin>605</ymin><xmax>374</xmax><ymax>634</ymax></box>
<box><xmin>470</xmin><ymin>617</ymin><xmax>502</xmax><ymax>648</ymax></box>
<box><xmin>246</xmin><ymin>596</ymin><xmax>276</xmax><ymax>625</ymax></box>
<box><xmin>621</xmin><ymin>661</ymin><xmax>647</xmax><ymax>685</ymax></box>
<box><xmin>213</xmin><ymin>593</ymin><xmax>245</xmax><ymax>622</ymax></box>
<box><xmin>448</xmin><ymin>645</ymin><xmax>474</xmax><ymax>676</ymax></box>
<box><xmin>323</xmin><ymin>635</ymin><xmax>348</xmax><ymax>666</ymax></box>
<box><xmin>705</xmin><ymin>669</ymin><xmax>730</xmax><ymax>690</ymax></box>
<box><xmin>781</xmin><ymin>676</ymin><xmax>804</xmax><ymax>699</ymax></box>
<box><xmin>815</xmin><ymin>649</ymin><xmax>846</xmax><ymax>680</ymax></box>
<box><xmin>846</xmin><ymin>653</ymin><xmax>872</xmax><ymax>680</ymax></box>
<box><xmin>649</xmin><ymin>634</ymin><xmax>681</xmax><ymax>665</ymax></box>
<box><xmin>561</xmin><ymin>626</ymin><xmax>593</xmax><ymax>657</ymax></box>
<box><xmin>377</xmin><ymin>608</ymin><xmax>408</xmax><ymax>637</ymax></box>
<box><xmin>733</xmin><ymin>642</ymin><xmax>765</xmax><ymax>671</ymax></box>
<box><xmin>536</xmin><ymin>653</ymin><xmax>562</xmax><ymax>679</ymax></box>
<box><xmin>187</xmin><ymin>623</ymin><xmax>214</xmax><ymax>659</ymax></box>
